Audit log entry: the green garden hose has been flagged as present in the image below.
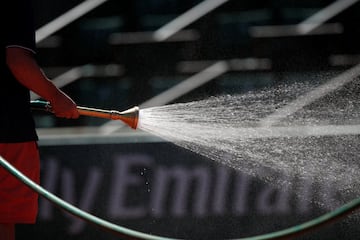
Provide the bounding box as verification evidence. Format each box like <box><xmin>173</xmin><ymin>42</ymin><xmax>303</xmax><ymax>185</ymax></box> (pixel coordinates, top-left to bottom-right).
<box><xmin>0</xmin><ymin>155</ymin><xmax>359</xmax><ymax>240</ymax></box>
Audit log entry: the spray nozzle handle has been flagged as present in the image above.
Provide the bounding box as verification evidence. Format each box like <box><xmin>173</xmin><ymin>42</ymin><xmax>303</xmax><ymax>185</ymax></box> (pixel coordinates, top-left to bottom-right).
<box><xmin>30</xmin><ymin>100</ymin><xmax>53</xmax><ymax>112</ymax></box>
<box><xmin>30</xmin><ymin>100</ymin><xmax>139</xmax><ymax>129</ymax></box>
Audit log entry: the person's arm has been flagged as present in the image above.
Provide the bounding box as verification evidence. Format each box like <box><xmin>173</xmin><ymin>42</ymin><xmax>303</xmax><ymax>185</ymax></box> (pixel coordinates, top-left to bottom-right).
<box><xmin>6</xmin><ymin>47</ymin><xmax>79</xmax><ymax>119</ymax></box>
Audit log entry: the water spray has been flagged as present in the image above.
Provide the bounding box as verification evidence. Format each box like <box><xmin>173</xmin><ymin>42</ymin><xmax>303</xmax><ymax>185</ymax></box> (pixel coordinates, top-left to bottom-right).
<box><xmin>30</xmin><ymin>100</ymin><xmax>139</xmax><ymax>129</ymax></box>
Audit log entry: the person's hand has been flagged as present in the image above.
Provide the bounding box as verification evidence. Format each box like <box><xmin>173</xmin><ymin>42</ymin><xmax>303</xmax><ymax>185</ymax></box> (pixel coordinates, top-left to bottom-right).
<box><xmin>50</xmin><ymin>91</ymin><xmax>79</xmax><ymax>119</ymax></box>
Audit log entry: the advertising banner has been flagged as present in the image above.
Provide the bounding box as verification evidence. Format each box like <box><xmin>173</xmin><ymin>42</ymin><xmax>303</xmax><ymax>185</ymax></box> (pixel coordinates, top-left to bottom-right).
<box><xmin>24</xmin><ymin>139</ymin><xmax>359</xmax><ymax>240</ymax></box>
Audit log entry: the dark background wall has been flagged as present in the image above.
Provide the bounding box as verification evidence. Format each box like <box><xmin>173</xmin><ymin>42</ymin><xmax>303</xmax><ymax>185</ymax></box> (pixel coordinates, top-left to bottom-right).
<box><xmin>31</xmin><ymin>0</ymin><xmax>360</xmax><ymax>127</ymax></box>
<box><xmin>23</xmin><ymin>1</ymin><xmax>360</xmax><ymax>239</ymax></box>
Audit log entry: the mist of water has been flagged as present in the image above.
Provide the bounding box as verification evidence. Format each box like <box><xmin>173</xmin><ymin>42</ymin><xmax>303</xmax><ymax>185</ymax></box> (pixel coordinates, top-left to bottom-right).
<box><xmin>138</xmin><ymin>82</ymin><xmax>360</xmax><ymax>206</ymax></box>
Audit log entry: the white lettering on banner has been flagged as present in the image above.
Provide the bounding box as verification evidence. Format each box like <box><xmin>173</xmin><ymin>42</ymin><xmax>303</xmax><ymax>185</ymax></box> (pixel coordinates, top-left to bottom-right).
<box><xmin>108</xmin><ymin>154</ymin><xmax>152</xmax><ymax>218</ymax></box>
<box><xmin>257</xmin><ymin>183</ymin><xmax>291</xmax><ymax>215</ymax></box>
<box><xmin>39</xmin><ymin>162</ymin><xmax>103</xmax><ymax>234</ymax></box>
<box><xmin>150</xmin><ymin>166</ymin><xmax>211</xmax><ymax>217</ymax></box>
<box><xmin>212</xmin><ymin>167</ymin><xmax>231</xmax><ymax>214</ymax></box>
<box><xmin>38</xmin><ymin>154</ymin><xmax>341</xmax><ymax>235</ymax></box>
<box><xmin>39</xmin><ymin>158</ymin><xmax>59</xmax><ymax>220</ymax></box>
<box><xmin>296</xmin><ymin>178</ymin><xmax>312</xmax><ymax>214</ymax></box>
<box><xmin>320</xmin><ymin>181</ymin><xmax>342</xmax><ymax>211</ymax></box>
<box><xmin>61</xmin><ymin>167</ymin><xmax>103</xmax><ymax>234</ymax></box>
<box><xmin>233</xmin><ymin>172</ymin><xmax>251</xmax><ymax>215</ymax></box>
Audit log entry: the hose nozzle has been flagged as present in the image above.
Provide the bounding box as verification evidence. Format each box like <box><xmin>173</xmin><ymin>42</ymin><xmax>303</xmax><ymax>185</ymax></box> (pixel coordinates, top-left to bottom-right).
<box><xmin>101</xmin><ymin>106</ymin><xmax>139</xmax><ymax>130</ymax></box>
<box><xmin>31</xmin><ymin>100</ymin><xmax>139</xmax><ymax>129</ymax></box>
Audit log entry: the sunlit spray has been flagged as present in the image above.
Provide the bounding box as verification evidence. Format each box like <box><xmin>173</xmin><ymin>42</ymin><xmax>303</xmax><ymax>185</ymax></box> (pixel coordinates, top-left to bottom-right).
<box><xmin>138</xmin><ymin>82</ymin><xmax>360</xmax><ymax>207</ymax></box>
